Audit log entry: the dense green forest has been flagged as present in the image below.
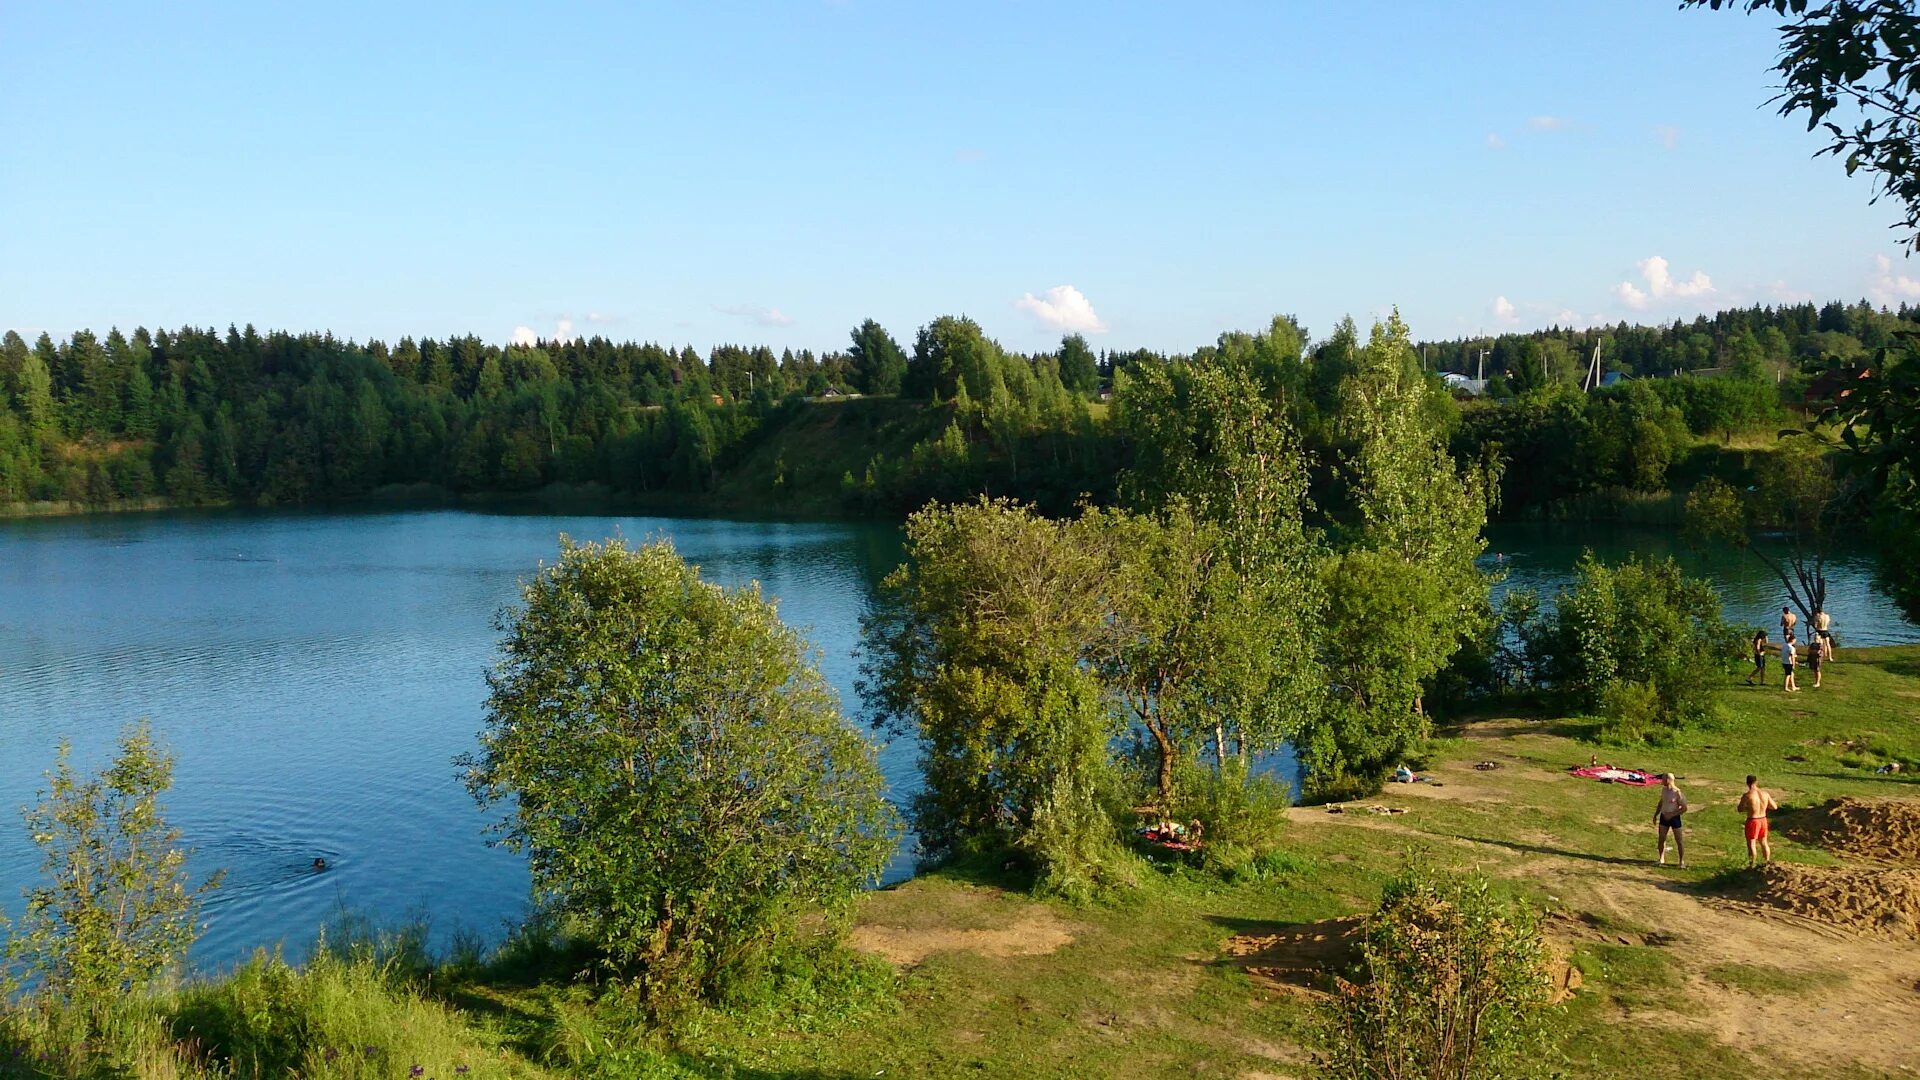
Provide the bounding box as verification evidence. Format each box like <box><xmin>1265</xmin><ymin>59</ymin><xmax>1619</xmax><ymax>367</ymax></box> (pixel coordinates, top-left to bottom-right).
<box><xmin>0</xmin><ymin>299</ymin><xmax>1901</xmax><ymax>520</ymax></box>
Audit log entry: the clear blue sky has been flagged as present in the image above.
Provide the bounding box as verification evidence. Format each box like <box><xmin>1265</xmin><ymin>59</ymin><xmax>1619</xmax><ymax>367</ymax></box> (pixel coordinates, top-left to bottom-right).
<box><xmin>3</xmin><ymin>1</ymin><xmax>1912</xmax><ymax>354</ymax></box>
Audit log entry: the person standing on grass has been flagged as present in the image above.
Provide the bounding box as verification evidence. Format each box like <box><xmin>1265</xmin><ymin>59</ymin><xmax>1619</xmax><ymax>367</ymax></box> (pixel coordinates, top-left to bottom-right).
<box><xmin>1781</xmin><ymin>633</ymin><xmax>1799</xmax><ymax>693</ymax></box>
<box><xmin>1738</xmin><ymin>775</ymin><xmax>1778</xmax><ymax>868</ymax></box>
<box><xmin>1815</xmin><ymin>608</ymin><xmax>1834</xmax><ymax>661</ymax></box>
<box><xmin>1781</xmin><ymin>605</ymin><xmax>1797</xmax><ymax>642</ymax></box>
<box><xmin>1745</xmin><ymin>630</ymin><xmax>1769</xmax><ymax>686</ymax></box>
<box><xmin>1654</xmin><ymin>773</ymin><xmax>1688</xmax><ymax>868</ymax></box>
<box><xmin>1807</xmin><ymin>633</ymin><xmax>1824</xmax><ymax>688</ymax></box>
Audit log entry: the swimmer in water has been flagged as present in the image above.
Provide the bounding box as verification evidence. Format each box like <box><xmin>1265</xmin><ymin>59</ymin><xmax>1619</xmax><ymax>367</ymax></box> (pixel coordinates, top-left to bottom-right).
<box><xmin>312</xmin><ymin>857</ymin><xmax>328</xmax><ymax>871</ymax></box>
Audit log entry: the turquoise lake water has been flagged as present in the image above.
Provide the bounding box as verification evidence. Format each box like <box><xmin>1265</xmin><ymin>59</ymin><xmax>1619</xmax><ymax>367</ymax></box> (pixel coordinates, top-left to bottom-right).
<box><xmin>0</xmin><ymin>509</ymin><xmax>1912</xmax><ymax>971</ymax></box>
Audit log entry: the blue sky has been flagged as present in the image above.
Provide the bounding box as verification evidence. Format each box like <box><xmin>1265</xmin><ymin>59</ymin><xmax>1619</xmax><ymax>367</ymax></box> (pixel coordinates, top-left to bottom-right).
<box><xmin>4</xmin><ymin>1</ymin><xmax>1915</xmax><ymax>355</ymax></box>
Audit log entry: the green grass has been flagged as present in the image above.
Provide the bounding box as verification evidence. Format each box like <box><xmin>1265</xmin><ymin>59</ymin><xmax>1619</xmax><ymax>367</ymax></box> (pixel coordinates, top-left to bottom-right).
<box><xmin>5</xmin><ymin>645</ymin><xmax>1916</xmax><ymax>1079</ymax></box>
<box><xmin>1703</xmin><ymin>962</ymin><xmax>1851</xmax><ymax>995</ymax></box>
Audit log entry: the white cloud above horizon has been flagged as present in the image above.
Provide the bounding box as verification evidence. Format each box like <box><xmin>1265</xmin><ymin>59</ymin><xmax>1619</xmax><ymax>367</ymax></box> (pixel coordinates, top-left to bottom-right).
<box><xmin>1015</xmin><ymin>284</ymin><xmax>1107</xmax><ymax>333</ymax></box>
<box><xmin>1613</xmin><ymin>255</ymin><xmax>1714</xmax><ymax>310</ymax></box>
<box><xmin>510</xmin><ymin>318</ymin><xmax>579</xmax><ymax>346</ymax></box>
<box><xmin>1491</xmin><ymin>295</ymin><xmax>1517</xmax><ymax>323</ymax></box>
<box><xmin>717</xmin><ymin>304</ymin><xmax>795</xmax><ymax>328</ymax></box>
<box><xmin>1869</xmin><ymin>253</ymin><xmax>1920</xmax><ymax>306</ymax></box>
<box><xmin>1485</xmin><ymin>132</ymin><xmax>1507</xmax><ymax>151</ymax></box>
<box><xmin>1528</xmin><ymin>115</ymin><xmax>1568</xmax><ymax>132</ymax></box>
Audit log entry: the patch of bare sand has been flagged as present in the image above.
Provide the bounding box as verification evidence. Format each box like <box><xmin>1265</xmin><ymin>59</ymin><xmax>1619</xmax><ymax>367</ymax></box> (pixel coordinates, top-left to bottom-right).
<box><xmin>1740</xmin><ymin>862</ymin><xmax>1920</xmax><ymax>939</ymax></box>
<box><xmin>849</xmin><ymin>907</ymin><xmax>1080</xmax><ymax>966</ymax></box>
<box><xmin>1776</xmin><ymin>796</ymin><xmax>1920</xmax><ymax>864</ymax></box>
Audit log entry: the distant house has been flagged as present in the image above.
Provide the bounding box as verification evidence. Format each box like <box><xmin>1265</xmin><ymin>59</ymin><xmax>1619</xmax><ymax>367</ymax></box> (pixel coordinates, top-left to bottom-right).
<box><xmin>1598</xmin><ymin>371</ymin><xmax>1628</xmax><ymax>387</ymax></box>
<box><xmin>1804</xmin><ymin>365</ymin><xmax>1872</xmax><ymax>407</ymax></box>
<box><xmin>1441</xmin><ymin>372</ymin><xmax>1487</xmax><ymax>396</ymax></box>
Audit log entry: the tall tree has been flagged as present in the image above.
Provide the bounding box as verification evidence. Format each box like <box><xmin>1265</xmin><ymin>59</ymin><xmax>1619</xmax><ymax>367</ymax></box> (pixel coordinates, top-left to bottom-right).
<box><xmin>462</xmin><ymin>538</ymin><xmax>895</xmax><ymax>1002</ymax></box>
<box><xmin>1302</xmin><ymin>313</ymin><xmax>1494</xmax><ymax>796</ymax></box>
<box><xmin>1057</xmin><ymin>333</ymin><xmax>1099</xmax><ymax>396</ymax></box>
<box><xmin>847</xmin><ymin>319</ymin><xmax>908</xmax><ymax>395</ymax></box>
<box><xmin>863</xmin><ymin>498</ymin><xmax>1131</xmax><ymax>899</ymax></box>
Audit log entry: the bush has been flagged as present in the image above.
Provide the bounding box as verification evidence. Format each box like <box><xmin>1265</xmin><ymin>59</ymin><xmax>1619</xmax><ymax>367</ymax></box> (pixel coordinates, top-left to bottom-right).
<box><xmin>1596</xmin><ymin>679</ymin><xmax>1669</xmax><ymax>745</ymax></box>
<box><xmin>1318</xmin><ymin>866</ymin><xmax>1553</xmax><ymax>1080</ymax></box>
<box><xmin>1162</xmin><ymin>758</ymin><xmax>1292</xmax><ymax>873</ymax></box>
<box><xmin>461</xmin><ymin>537</ymin><xmax>898</xmax><ymax>1009</ymax></box>
<box><xmin>1519</xmin><ymin>552</ymin><xmax>1735</xmax><ymax>734</ymax></box>
<box><xmin>1</xmin><ymin>723</ymin><xmax>221</xmax><ymax>1031</ymax></box>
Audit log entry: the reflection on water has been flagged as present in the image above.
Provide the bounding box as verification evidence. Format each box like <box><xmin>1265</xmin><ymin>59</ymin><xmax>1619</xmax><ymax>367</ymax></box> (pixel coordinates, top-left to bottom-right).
<box><xmin>0</xmin><ymin>510</ymin><xmax>1911</xmax><ymax>973</ymax></box>
<box><xmin>1482</xmin><ymin>522</ymin><xmax>1919</xmax><ymax>646</ymax></box>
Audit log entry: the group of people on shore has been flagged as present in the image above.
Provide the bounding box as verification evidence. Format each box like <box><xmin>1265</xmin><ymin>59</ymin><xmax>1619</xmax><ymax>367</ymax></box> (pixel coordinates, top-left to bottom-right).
<box><xmin>1743</xmin><ymin>604</ymin><xmax>1836</xmax><ymax>692</ymax></box>
<box><xmin>1651</xmin><ymin>772</ymin><xmax>1780</xmax><ymax>869</ymax></box>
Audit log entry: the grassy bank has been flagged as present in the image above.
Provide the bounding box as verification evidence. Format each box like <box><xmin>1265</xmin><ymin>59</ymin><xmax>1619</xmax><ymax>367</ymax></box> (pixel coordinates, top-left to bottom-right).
<box><xmin>7</xmin><ymin>647</ymin><xmax>1917</xmax><ymax>1078</ymax></box>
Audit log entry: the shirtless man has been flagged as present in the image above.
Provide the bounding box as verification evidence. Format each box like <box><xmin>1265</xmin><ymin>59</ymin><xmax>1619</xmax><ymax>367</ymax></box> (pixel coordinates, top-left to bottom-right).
<box><xmin>1738</xmin><ymin>774</ymin><xmax>1779</xmax><ymax>867</ymax></box>
<box><xmin>1654</xmin><ymin>773</ymin><xmax>1688</xmax><ymax>867</ymax></box>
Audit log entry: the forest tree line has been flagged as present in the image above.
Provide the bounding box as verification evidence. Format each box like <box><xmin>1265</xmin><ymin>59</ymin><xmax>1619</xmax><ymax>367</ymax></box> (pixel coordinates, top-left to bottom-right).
<box><xmin>0</xmin><ymin>299</ymin><xmax>1896</xmax><ymax>519</ymax></box>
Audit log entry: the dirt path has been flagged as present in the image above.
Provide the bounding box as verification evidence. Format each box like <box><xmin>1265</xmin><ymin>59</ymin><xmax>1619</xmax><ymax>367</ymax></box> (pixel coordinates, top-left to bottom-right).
<box><xmin>1291</xmin><ymin>799</ymin><xmax>1920</xmax><ymax>1076</ymax></box>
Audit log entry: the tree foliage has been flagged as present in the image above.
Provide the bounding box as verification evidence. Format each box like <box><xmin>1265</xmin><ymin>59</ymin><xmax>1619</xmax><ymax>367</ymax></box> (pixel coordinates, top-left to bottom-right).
<box><xmin>462</xmin><ymin>538</ymin><xmax>897</xmax><ymax>1003</ymax></box>
<box><xmin>1301</xmin><ymin>314</ymin><xmax>1495</xmax><ymax>796</ymax></box>
<box><xmin>862</xmin><ymin>500</ymin><xmax>1133</xmax><ymax>899</ymax></box>
<box><xmin>1519</xmin><ymin>553</ymin><xmax>1737</xmax><ymax>741</ymax></box>
<box><xmin>2</xmin><ymin>723</ymin><xmax>221</xmax><ymax>1027</ymax></box>
<box><xmin>1808</xmin><ymin>331</ymin><xmax>1920</xmax><ymax>619</ymax></box>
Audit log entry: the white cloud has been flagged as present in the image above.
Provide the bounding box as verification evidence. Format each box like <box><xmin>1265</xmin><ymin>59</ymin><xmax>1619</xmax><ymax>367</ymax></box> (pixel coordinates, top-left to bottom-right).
<box><xmin>1528</xmin><ymin>115</ymin><xmax>1568</xmax><ymax>132</ymax></box>
<box><xmin>508</xmin><ymin>318</ymin><xmax>581</xmax><ymax>347</ymax></box>
<box><xmin>1613</xmin><ymin>255</ymin><xmax>1714</xmax><ymax>310</ymax></box>
<box><xmin>1491</xmin><ymin>295</ymin><xmax>1518</xmax><ymax>323</ymax></box>
<box><xmin>1015</xmin><ymin>284</ymin><xmax>1107</xmax><ymax>333</ymax></box>
<box><xmin>1767</xmin><ymin>280</ymin><xmax>1814</xmax><ymax>303</ymax></box>
<box><xmin>717</xmin><ymin>304</ymin><xmax>795</xmax><ymax>328</ymax></box>
<box><xmin>1655</xmin><ymin>124</ymin><xmax>1680</xmax><ymax>150</ymax></box>
<box><xmin>1868</xmin><ymin>253</ymin><xmax>1920</xmax><ymax>305</ymax></box>
<box><xmin>1485</xmin><ymin>132</ymin><xmax>1506</xmax><ymax>151</ymax></box>
<box><xmin>584</xmin><ymin>311</ymin><xmax>617</xmax><ymax>324</ymax></box>
<box><xmin>954</xmin><ymin>148</ymin><xmax>987</xmax><ymax>163</ymax></box>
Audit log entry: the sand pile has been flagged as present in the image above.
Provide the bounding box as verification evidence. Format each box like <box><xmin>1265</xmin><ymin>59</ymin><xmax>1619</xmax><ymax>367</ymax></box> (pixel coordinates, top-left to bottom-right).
<box><xmin>1776</xmin><ymin>797</ymin><xmax>1920</xmax><ymax>863</ymax></box>
<box><xmin>1748</xmin><ymin>862</ymin><xmax>1920</xmax><ymax>939</ymax></box>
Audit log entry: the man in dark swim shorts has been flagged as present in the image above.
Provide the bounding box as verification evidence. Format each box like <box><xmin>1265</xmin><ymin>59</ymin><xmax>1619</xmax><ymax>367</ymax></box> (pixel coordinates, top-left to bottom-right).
<box><xmin>1654</xmin><ymin>773</ymin><xmax>1688</xmax><ymax>867</ymax></box>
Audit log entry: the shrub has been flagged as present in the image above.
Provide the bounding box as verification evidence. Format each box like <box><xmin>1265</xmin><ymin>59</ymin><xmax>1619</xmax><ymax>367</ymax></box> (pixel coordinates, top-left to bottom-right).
<box><xmin>2</xmin><ymin>722</ymin><xmax>221</xmax><ymax>1031</ymax></box>
<box><xmin>1162</xmin><ymin>758</ymin><xmax>1292</xmax><ymax>873</ymax></box>
<box><xmin>1519</xmin><ymin>552</ymin><xmax>1735</xmax><ymax>734</ymax></box>
<box><xmin>1596</xmin><ymin>679</ymin><xmax>1669</xmax><ymax>745</ymax></box>
<box><xmin>461</xmin><ymin>537</ymin><xmax>898</xmax><ymax>1008</ymax></box>
<box><xmin>1318</xmin><ymin>866</ymin><xmax>1553</xmax><ymax>1080</ymax></box>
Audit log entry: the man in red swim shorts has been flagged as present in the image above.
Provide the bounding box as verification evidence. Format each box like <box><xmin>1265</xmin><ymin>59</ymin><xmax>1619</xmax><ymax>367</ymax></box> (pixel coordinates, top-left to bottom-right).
<box><xmin>1738</xmin><ymin>774</ymin><xmax>1779</xmax><ymax>867</ymax></box>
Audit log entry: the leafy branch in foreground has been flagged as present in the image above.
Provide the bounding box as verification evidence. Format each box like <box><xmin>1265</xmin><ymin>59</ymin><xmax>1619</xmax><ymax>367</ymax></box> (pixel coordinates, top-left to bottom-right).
<box><xmin>1686</xmin><ymin>0</ymin><xmax>1920</xmax><ymax>252</ymax></box>
<box><xmin>2</xmin><ymin>722</ymin><xmax>221</xmax><ymax>1029</ymax></box>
